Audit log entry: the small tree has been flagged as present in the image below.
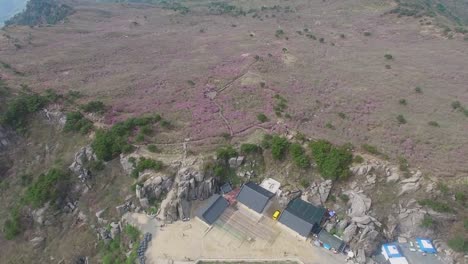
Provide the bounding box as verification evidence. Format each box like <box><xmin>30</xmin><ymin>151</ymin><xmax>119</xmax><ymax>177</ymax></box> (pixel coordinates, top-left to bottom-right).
<box><xmin>257</xmin><ymin>113</ymin><xmax>268</xmax><ymax>123</ymax></box>
<box><xmin>270</xmin><ymin>136</ymin><xmax>289</xmax><ymax>160</ymax></box>
<box><xmin>451</xmin><ymin>101</ymin><xmax>461</xmax><ymax>110</ymax></box>
<box><xmin>397</xmin><ymin>114</ymin><xmax>407</xmax><ymax>124</ymax></box>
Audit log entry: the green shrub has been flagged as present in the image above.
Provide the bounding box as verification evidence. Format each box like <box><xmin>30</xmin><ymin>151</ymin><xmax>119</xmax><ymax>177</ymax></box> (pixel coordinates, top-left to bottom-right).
<box><xmin>397</xmin><ymin>114</ymin><xmax>407</xmax><ymax>124</ymax></box>
<box><xmin>290</xmin><ymin>143</ymin><xmax>310</xmax><ymax>168</ymax></box>
<box><xmin>309</xmin><ymin>140</ymin><xmax>353</xmax><ymax>180</ymax></box>
<box><xmin>319</xmin><ymin>38</ymin><xmax>325</xmax><ymax>43</ymax></box>
<box><xmin>428</xmin><ymin>121</ymin><xmax>439</xmax><ymax>127</ymax></box>
<box><xmin>398</xmin><ymin>157</ymin><xmax>409</xmax><ymax>172</ymax></box>
<box><xmin>147</xmin><ymin>144</ymin><xmax>159</xmax><ymax>153</ymax></box>
<box><xmin>418</xmin><ymin>199</ymin><xmax>452</xmax><ymax>213</ymax></box>
<box><xmin>415</xmin><ymin>86</ymin><xmax>422</xmax><ymax>93</ymax></box>
<box><xmin>275</xmin><ymin>29</ymin><xmax>284</xmax><ymax>37</ymax></box>
<box><xmin>325</xmin><ymin>122</ymin><xmax>335</xmax><ymax>130</ymax></box>
<box><xmin>399</xmin><ymin>99</ymin><xmax>407</xmax><ymax>105</ymax></box>
<box><xmin>64</xmin><ymin>112</ymin><xmax>93</xmax><ymax>134</ymax></box>
<box><xmin>257</xmin><ymin>113</ymin><xmax>268</xmax><ymax>123</ymax></box>
<box><xmin>299</xmin><ymin>178</ymin><xmax>310</xmax><ymax>188</ymax></box>
<box><xmin>447</xmin><ymin>236</ymin><xmax>468</xmax><ymax>252</ymax></box>
<box><xmin>240</xmin><ymin>143</ymin><xmax>260</xmax><ymax>155</ymax></box>
<box><xmin>81</xmin><ymin>101</ymin><xmax>105</xmax><ymax>114</ymax></box>
<box><xmin>353</xmin><ymin>155</ymin><xmax>364</xmax><ymax>163</ymax></box>
<box><xmin>451</xmin><ymin>101</ymin><xmax>461</xmax><ymax>110</ymax></box>
<box><xmin>89</xmin><ymin>160</ymin><xmax>105</xmax><ymax>171</ymax></box>
<box><xmin>187</xmin><ymin>80</ymin><xmax>195</xmax><ymax>86</ymax></box>
<box><xmin>363</xmin><ymin>32</ymin><xmax>371</xmax><ymax>36</ymax></box>
<box><xmin>384</xmin><ymin>54</ymin><xmax>393</xmax><ymax>60</ymax></box>
<box><xmin>3</xmin><ymin>209</ymin><xmax>21</xmax><ymax>240</ymax></box>
<box><xmin>92</xmin><ymin>129</ymin><xmax>130</xmax><ymax>161</ymax></box>
<box><xmin>261</xmin><ymin>134</ymin><xmax>273</xmax><ymax>149</ymax></box>
<box><xmin>437</xmin><ymin>182</ymin><xmax>449</xmax><ymax>194</ymax></box>
<box><xmin>271</xmin><ymin>136</ymin><xmax>289</xmax><ymax>160</ymax></box>
<box><xmin>66</xmin><ymin>90</ymin><xmax>82</xmax><ymax>99</ymax></box>
<box><xmin>338</xmin><ymin>112</ymin><xmax>346</xmax><ymax>119</ymax></box>
<box><xmin>339</xmin><ymin>194</ymin><xmax>349</xmax><ymax>202</ymax></box>
<box><xmin>124</xmin><ymin>224</ymin><xmax>140</xmax><ymax>242</ymax></box>
<box><xmin>23</xmin><ymin>168</ymin><xmax>68</xmax><ymax>208</ymax></box>
<box><xmin>455</xmin><ymin>192</ymin><xmax>466</xmax><ymax>204</ymax></box>
<box><xmin>160</xmin><ymin>119</ymin><xmax>171</xmax><ymax>128</ymax></box>
<box><xmin>216</xmin><ymin>145</ymin><xmax>238</xmax><ymax>162</ymax></box>
<box><xmin>420</xmin><ymin>214</ymin><xmax>434</xmax><ymax>228</ymax></box>
<box><xmin>1</xmin><ymin>92</ymin><xmax>50</xmax><ymax>131</ymax></box>
<box><xmin>362</xmin><ymin>144</ymin><xmax>380</xmax><ymax>155</ymax></box>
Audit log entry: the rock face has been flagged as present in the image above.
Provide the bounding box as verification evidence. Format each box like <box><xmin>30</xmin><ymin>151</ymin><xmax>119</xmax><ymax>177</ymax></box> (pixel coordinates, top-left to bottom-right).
<box><xmin>345</xmin><ymin>191</ymin><xmax>372</xmax><ymax>217</ymax></box>
<box><xmin>30</xmin><ymin>236</ymin><xmax>45</xmax><ymax>249</ymax></box>
<box><xmin>137</xmin><ymin>172</ymin><xmax>173</xmax><ymax>206</ymax></box>
<box><xmin>398</xmin><ymin>170</ymin><xmax>422</xmax><ymax>196</ymax></box>
<box><xmin>163</xmin><ymin>166</ymin><xmax>218</xmax><ymax>222</ymax></box>
<box><xmin>0</xmin><ymin>125</ymin><xmax>15</xmax><ymax>151</ymax></box>
<box><xmin>350</xmin><ymin>161</ymin><xmax>400</xmax><ymax>183</ymax></box>
<box><xmin>42</xmin><ymin>108</ymin><xmax>67</xmax><ymax>128</ymax></box>
<box><xmin>228</xmin><ymin>156</ymin><xmax>244</xmax><ymax>168</ymax></box>
<box><xmin>302</xmin><ymin>180</ymin><xmax>333</xmax><ymax>206</ymax></box>
<box><xmin>69</xmin><ymin>146</ymin><xmax>96</xmax><ymax>182</ymax></box>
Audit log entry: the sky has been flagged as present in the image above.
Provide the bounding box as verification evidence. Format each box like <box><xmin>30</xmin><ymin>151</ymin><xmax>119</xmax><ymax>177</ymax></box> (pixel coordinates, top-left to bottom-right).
<box><xmin>0</xmin><ymin>0</ymin><xmax>28</xmax><ymax>26</ymax></box>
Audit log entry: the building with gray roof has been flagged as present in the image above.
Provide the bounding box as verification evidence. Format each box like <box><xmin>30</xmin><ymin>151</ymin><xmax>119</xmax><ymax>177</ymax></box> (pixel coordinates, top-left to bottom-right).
<box><xmin>278</xmin><ymin>198</ymin><xmax>326</xmax><ymax>237</ymax></box>
<box><xmin>196</xmin><ymin>194</ymin><xmax>229</xmax><ymax>225</ymax></box>
<box><xmin>236</xmin><ymin>182</ymin><xmax>275</xmax><ymax>214</ymax></box>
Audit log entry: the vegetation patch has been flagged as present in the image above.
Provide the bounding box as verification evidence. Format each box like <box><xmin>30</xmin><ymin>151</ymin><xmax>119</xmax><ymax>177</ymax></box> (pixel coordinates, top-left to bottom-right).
<box><xmin>64</xmin><ymin>112</ymin><xmax>93</xmax><ymax>134</ymax></box>
<box><xmin>309</xmin><ymin>140</ymin><xmax>353</xmax><ymax>180</ymax></box>
<box><xmin>289</xmin><ymin>143</ymin><xmax>310</xmax><ymax>168</ymax></box>
<box><xmin>130</xmin><ymin>157</ymin><xmax>163</xmax><ymax>178</ymax></box>
<box><xmin>418</xmin><ymin>199</ymin><xmax>452</xmax><ymax>213</ymax></box>
<box><xmin>23</xmin><ymin>168</ymin><xmax>69</xmax><ymax>208</ymax></box>
<box><xmin>80</xmin><ymin>101</ymin><xmax>106</xmax><ymax>114</ymax></box>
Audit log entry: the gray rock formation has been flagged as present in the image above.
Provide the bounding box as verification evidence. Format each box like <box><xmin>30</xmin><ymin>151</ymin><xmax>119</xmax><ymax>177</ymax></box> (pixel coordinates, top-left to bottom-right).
<box><xmin>228</xmin><ymin>156</ymin><xmax>244</xmax><ymax>168</ymax></box>
<box><xmin>301</xmin><ymin>180</ymin><xmax>333</xmax><ymax>206</ymax></box>
<box><xmin>30</xmin><ymin>236</ymin><xmax>45</xmax><ymax>249</ymax></box>
<box><xmin>343</xmin><ymin>223</ymin><xmax>358</xmax><ymax>243</ymax></box>
<box><xmin>345</xmin><ymin>191</ymin><xmax>371</xmax><ymax>217</ymax></box>
<box><xmin>69</xmin><ymin>146</ymin><xmax>96</xmax><ymax>182</ymax></box>
<box><xmin>42</xmin><ymin>108</ymin><xmax>67</xmax><ymax>128</ymax></box>
<box><xmin>398</xmin><ymin>170</ymin><xmax>422</xmax><ymax>196</ymax></box>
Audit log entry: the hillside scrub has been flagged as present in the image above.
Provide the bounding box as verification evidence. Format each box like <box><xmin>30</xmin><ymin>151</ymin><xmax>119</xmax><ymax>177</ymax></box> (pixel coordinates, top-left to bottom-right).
<box><xmin>64</xmin><ymin>111</ymin><xmax>93</xmax><ymax>134</ymax></box>
<box><xmin>289</xmin><ymin>143</ymin><xmax>310</xmax><ymax>168</ymax></box>
<box><xmin>80</xmin><ymin>100</ymin><xmax>106</xmax><ymax>114</ymax></box>
<box><xmin>92</xmin><ymin>115</ymin><xmax>161</xmax><ymax>161</ymax></box>
<box><xmin>23</xmin><ymin>168</ymin><xmax>69</xmax><ymax>208</ymax></box>
<box><xmin>418</xmin><ymin>199</ymin><xmax>452</xmax><ymax>213</ymax></box>
<box><xmin>3</xmin><ymin>208</ymin><xmax>21</xmax><ymax>240</ymax></box>
<box><xmin>256</xmin><ymin>113</ymin><xmax>268</xmax><ymax>123</ymax></box>
<box><xmin>240</xmin><ymin>143</ymin><xmax>261</xmax><ymax>155</ymax></box>
<box><xmin>270</xmin><ymin>135</ymin><xmax>290</xmax><ymax>160</ymax></box>
<box><xmin>1</xmin><ymin>91</ymin><xmax>54</xmax><ymax>132</ymax></box>
<box><xmin>130</xmin><ymin>157</ymin><xmax>163</xmax><ymax>178</ymax></box>
<box><xmin>309</xmin><ymin>140</ymin><xmax>353</xmax><ymax>180</ymax></box>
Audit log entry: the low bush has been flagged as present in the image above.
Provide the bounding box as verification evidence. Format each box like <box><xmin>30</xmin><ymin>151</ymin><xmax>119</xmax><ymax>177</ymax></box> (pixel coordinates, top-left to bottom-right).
<box><xmin>80</xmin><ymin>100</ymin><xmax>105</xmax><ymax>114</ymax></box>
<box><xmin>447</xmin><ymin>236</ymin><xmax>468</xmax><ymax>252</ymax></box>
<box><xmin>64</xmin><ymin>112</ymin><xmax>93</xmax><ymax>134</ymax></box>
<box><xmin>23</xmin><ymin>168</ymin><xmax>68</xmax><ymax>208</ymax></box>
<box><xmin>353</xmin><ymin>155</ymin><xmax>364</xmax><ymax>163</ymax></box>
<box><xmin>270</xmin><ymin>135</ymin><xmax>289</xmax><ymax>160</ymax></box>
<box><xmin>398</xmin><ymin>157</ymin><xmax>409</xmax><ymax>172</ymax></box>
<box><xmin>1</xmin><ymin>92</ymin><xmax>50</xmax><ymax>132</ymax></box>
<box><xmin>131</xmin><ymin>157</ymin><xmax>163</xmax><ymax>178</ymax></box>
<box><xmin>325</xmin><ymin>122</ymin><xmax>335</xmax><ymax>130</ymax></box>
<box><xmin>240</xmin><ymin>143</ymin><xmax>261</xmax><ymax>155</ymax></box>
<box><xmin>399</xmin><ymin>99</ymin><xmax>407</xmax><ymax>105</ymax></box>
<box><xmin>420</xmin><ymin>214</ymin><xmax>434</xmax><ymax>228</ymax></box>
<box><xmin>415</xmin><ymin>86</ymin><xmax>422</xmax><ymax>93</ymax></box>
<box><xmin>147</xmin><ymin>144</ymin><xmax>159</xmax><ymax>153</ymax></box>
<box><xmin>451</xmin><ymin>101</ymin><xmax>461</xmax><ymax>110</ymax></box>
<box><xmin>299</xmin><ymin>178</ymin><xmax>310</xmax><ymax>188</ymax></box>
<box><xmin>428</xmin><ymin>121</ymin><xmax>439</xmax><ymax>127</ymax></box>
<box><xmin>362</xmin><ymin>144</ymin><xmax>381</xmax><ymax>155</ymax></box>
<box><xmin>3</xmin><ymin>209</ymin><xmax>21</xmax><ymax>240</ymax></box>
<box><xmin>257</xmin><ymin>113</ymin><xmax>268</xmax><ymax>123</ymax></box>
<box><xmin>290</xmin><ymin>143</ymin><xmax>310</xmax><ymax>168</ymax></box>
<box><xmin>384</xmin><ymin>54</ymin><xmax>393</xmax><ymax>60</ymax></box>
<box><xmin>339</xmin><ymin>194</ymin><xmax>349</xmax><ymax>202</ymax></box>
<box><xmin>397</xmin><ymin>114</ymin><xmax>407</xmax><ymax>124</ymax></box>
<box><xmin>418</xmin><ymin>199</ymin><xmax>452</xmax><ymax>213</ymax></box>
<box><xmin>124</xmin><ymin>224</ymin><xmax>140</xmax><ymax>242</ymax></box>
<box><xmin>216</xmin><ymin>145</ymin><xmax>238</xmax><ymax>162</ymax></box>
<box><xmin>310</xmin><ymin>140</ymin><xmax>353</xmax><ymax>180</ymax></box>
<box><xmin>338</xmin><ymin>112</ymin><xmax>346</xmax><ymax>119</ymax></box>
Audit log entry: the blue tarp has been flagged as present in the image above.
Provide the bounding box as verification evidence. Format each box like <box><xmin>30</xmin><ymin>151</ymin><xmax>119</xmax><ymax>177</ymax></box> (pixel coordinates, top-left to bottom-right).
<box><xmin>416</xmin><ymin>238</ymin><xmax>437</xmax><ymax>254</ymax></box>
<box><xmin>382</xmin><ymin>243</ymin><xmax>403</xmax><ymax>258</ymax></box>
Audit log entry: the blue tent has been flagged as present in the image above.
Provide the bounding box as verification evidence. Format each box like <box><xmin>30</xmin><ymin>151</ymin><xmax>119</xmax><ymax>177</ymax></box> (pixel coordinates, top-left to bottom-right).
<box><xmin>382</xmin><ymin>243</ymin><xmax>404</xmax><ymax>258</ymax></box>
<box><xmin>416</xmin><ymin>238</ymin><xmax>437</xmax><ymax>254</ymax></box>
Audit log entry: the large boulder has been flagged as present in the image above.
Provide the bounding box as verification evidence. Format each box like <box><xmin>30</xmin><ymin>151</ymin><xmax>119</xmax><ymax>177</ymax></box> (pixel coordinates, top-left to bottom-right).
<box><xmin>345</xmin><ymin>191</ymin><xmax>372</xmax><ymax>217</ymax></box>
<box><xmin>302</xmin><ymin>180</ymin><xmax>333</xmax><ymax>206</ymax></box>
<box><xmin>69</xmin><ymin>146</ymin><xmax>96</xmax><ymax>182</ymax></box>
<box><xmin>343</xmin><ymin>223</ymin><xmax>358</xmax><ymax>243</ymax></box>
<box><xmin>30</xmin><ymin>236</ymin><xmax>45</xmax><ymax>249</ymax></box>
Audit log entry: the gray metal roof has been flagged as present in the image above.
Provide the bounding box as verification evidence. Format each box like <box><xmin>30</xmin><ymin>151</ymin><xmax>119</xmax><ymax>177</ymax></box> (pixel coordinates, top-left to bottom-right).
<box><xmin>279</xmin><ymin>210</ymin><xmax>314</xmax><ymax>237</ymax></box>
<box><xmin>196</xmin><ymin>194</ymin><xmax>229</xmax><ymax>225</ymax></box>
<box><xmin>318</xmin><ymin>229</ymin><xmax>346</xmax><ymax>252</ymax></box>
<box><xmin>236</xmin><ymin>182</ymin><xmax>274</xmax><ymax>213</ymax></box>
<box><xmin>278</xmin><ymin>198</ymin><xmax>326</xmax><ymax>237</ymax></box>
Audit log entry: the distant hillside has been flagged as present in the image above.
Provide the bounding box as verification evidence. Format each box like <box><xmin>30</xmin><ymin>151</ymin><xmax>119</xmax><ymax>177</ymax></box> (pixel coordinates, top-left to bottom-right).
<box><xmin>0</xmin><ymin>0</ymin><xmax>28</xmax><ymax>26</ymax></box>
<box><xmin>391</xmin><ymin>0</ymin><xmax>468</xmax><ymax>26</ymax></box>
<box><xmin>4</xmin><ymin>0</ymin><xmax>74</xmax><ymax>26</ymax></box>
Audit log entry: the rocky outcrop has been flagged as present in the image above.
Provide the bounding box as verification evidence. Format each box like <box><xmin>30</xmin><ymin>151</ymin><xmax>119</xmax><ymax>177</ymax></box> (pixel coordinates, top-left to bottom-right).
<box><xmin>345</xmin><ymin>191</ymin><xmax>372</xmax><ymax>217</ymax></box>
<box><xmin>301</xmin><ymin>180</ymin><xmax>333</xmax><ymax>206</ymax></box>
<box><xmin>162</xmin><ymin>167</ymin><xmax>217</xmax><ymax>222</ymax></box>
<box><xmin>30</xmin><ymin>236</ymin><xmax>45</xmax><ymax>249</ymax></box>
<box><xmin>69</xmin><ymin>146</ymin><xmax>96</xmax><ymax>182</ymax></box>
<box><xmin>350</xmin><ymin>161</ymin><xmax>400</xmax><ymax>183</ymax></box>
<box><xmin>398</xmin><ymin>170</ymin><xmax>422</xmax><ymax>196</ymax></box>
<box><xmin>42</xmin><ymin>108</ymin><xmax>67</xmax><ymax>128</ymax></box>
<box><xmin>228</xmin><ymin>156</ymin><xmax>244</xmax><ymax>168</ymax></box>
<box><xmin>136</xmin><ymin>171</ymin><xmax>173</xmax><ymax>208</ymax></box>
